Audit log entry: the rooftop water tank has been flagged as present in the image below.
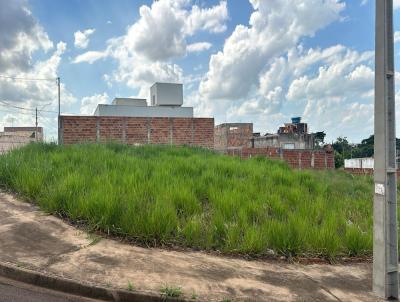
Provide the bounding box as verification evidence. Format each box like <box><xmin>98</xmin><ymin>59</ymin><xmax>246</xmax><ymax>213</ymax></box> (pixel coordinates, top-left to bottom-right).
<box><xmin>291</xmin><ymin>117</ymin><xmax>301</xmax><ymax>124</ymax></box>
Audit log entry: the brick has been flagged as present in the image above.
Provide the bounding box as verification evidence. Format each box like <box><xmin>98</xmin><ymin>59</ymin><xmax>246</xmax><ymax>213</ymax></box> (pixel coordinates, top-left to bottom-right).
<box><xmin>227</xmin><ymin>147</ymin><xmax>334</xmax><ymax>170</ymax></box>
<box><xmin>60</xmin><ymin>116</ymin><xmax>214</xmax><ymax>148</ymax></box>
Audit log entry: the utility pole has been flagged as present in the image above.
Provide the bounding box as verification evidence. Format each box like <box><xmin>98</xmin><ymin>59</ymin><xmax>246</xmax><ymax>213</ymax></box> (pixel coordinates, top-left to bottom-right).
<box><xmin>35</xmin><ymin>107</ymin><xmax>38</xmax><ymax>142</ymax></box>
<box><xmin>57</xmin><ymin>77</ymin><xmax>61</xmax><ymax>145</ymax></box>
<box><xmin>374</xmin><ymin>0</ymin><xmax>398</xmax><ymax>299</ymax></box>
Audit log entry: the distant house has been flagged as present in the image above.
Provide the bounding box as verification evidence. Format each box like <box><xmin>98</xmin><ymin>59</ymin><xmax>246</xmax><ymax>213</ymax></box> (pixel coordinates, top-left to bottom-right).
<box><xmin>251</xmin><ymin>117</ymin><xmax>316</xmax><ymax>150</ymax></box>
<box><xmin>59</xmin><ymin>82</ymin><xmax>214</xmax><ymax>148</ymax></box>
<box><xmin>0</xmin><ymin>127</ymin><xmax>43</xmax><ymax>154</ymax></box>
<box><xmin>215</xmin><ymin>117</ymin><xmax>319</xmax><ymax>151</ymax></box>
<box><xmin>214</xmin><ymin>118</ymin><xmax>334</xmax><ymax>170</ymax></box>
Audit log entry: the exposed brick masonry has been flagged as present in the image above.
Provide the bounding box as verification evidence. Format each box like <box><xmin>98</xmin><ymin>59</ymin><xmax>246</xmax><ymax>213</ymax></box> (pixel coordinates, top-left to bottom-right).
<box><xmin>227</xmin><ymin>147</ymin><xmax>335</xmax><ymax>170</ymax></box>
<box><xmin>60</xmin><ymin>116</ymin><xmax>214</xmax><ymax>148</ymax></box>
<box><xmin>214</xmin><ymin>123</ymin><xmax>253</xmax><ymax>151</ymax></box>
<box><xmin>345</xmin><ymin>168</ymin><xmax>400</xmax><ymax>177</ymax></box>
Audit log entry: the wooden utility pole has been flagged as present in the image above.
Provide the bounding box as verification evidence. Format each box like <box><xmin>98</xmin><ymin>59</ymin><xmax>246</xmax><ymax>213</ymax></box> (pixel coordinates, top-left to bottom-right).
<box><xmin>373</xmin><ymin>0</ymin><xmax>398</xmax><ymax>299</ymax></box>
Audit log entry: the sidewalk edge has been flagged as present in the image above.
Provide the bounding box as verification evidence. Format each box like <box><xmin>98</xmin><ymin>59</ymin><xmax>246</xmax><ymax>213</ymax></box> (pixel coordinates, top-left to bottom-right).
<box><xmin>0</xmin><ymin>261</ymin><xmax>194</xmax><ymax>302</ymax></box>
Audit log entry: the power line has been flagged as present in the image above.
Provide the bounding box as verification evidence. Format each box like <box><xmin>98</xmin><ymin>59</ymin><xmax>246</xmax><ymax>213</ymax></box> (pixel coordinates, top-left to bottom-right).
<box><xmin>0</xmin><ymin>107</ymin><xmax>36</xmax><ymax>116</ymax></box>
<box><xmin>37</xmin><ymin>112</ymin><xmax>58</xmax><ymax>130</ymax></box>
<box><xmin>0</xmin><ymin>100</ymin><xmax>58</xmax><ymax>114</ymax></box>
<box><xmin>0</xmin><ymin>101</ymin><xmax>77</xmax><ymax>116</ymax></box>
<box><xmin>0</xmin><ymin>75</ymin><xmax>56</xmax><ymax>81</ymax></box>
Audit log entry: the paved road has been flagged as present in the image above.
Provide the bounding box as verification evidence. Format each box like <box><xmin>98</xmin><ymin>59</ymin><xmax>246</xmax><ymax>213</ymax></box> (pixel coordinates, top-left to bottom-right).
<box><xmin>0</xmin><ymin>276</ymin><xmax>102</xmax><ymax>302</ymax></box>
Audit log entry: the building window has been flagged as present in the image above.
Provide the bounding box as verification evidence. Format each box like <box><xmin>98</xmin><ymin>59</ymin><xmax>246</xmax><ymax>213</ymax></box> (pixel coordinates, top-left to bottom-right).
<box><xmin>283</xmin><ymin>143</ymin><xmax>295</xmax><ymax>150</ymax></box>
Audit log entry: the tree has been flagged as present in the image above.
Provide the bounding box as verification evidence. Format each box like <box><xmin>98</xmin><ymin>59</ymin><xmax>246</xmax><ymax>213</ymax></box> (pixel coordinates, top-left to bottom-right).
<box><xmin>332</xmin><ymin>134</ymin><xmax>400</xmax><ymax>168</ymax></box>
<box><xmin>314</xmin><ymin>131</ymin><xmax>326</xmax><ymax>148</ymax></box>
<box><xmin>332</xmin><ymin>137</ymin><xmax>357</xmax><ymax>168</ymax></box>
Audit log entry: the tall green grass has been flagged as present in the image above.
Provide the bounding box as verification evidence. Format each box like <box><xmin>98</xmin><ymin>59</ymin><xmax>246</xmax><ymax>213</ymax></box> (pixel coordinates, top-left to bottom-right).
<box><xmin>0</xmin><ymin>143</ymin><xmax>377</xmax><ymax>258</ymax></box>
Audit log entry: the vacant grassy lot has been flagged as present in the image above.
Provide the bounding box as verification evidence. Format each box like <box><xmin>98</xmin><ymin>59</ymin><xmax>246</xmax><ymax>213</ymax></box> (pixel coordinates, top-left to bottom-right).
<box><xmin>0</xmin><ymin>143</ymin><xmax>376</xmax><ymax>258</ymax></box>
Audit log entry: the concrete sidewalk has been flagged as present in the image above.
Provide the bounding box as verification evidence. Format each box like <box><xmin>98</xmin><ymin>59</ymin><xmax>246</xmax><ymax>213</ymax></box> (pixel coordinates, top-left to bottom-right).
<box><xmin>0</xmin><ymin>191</ymin><xmax>381</xmax><ymax>302</ymax></box>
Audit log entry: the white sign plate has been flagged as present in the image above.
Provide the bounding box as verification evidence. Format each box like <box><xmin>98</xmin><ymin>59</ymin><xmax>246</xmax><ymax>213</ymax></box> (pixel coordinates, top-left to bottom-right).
<box><xmin>375</xmin><ymin>183</ymin><xmax>385</xmax><ymax>196</ymax></box>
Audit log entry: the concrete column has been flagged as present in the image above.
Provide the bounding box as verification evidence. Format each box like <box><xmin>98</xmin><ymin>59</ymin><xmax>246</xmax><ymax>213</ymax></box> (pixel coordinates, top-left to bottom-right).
<box><xmin>122</xmin><ymin>118</ymin><xmax>127</xmax><ymax>144</ymax></box>
<box><xmin>169</xmin><ymin>118</ymin><xmax>173</xmax><ymax>145</ymax></box>
<box><xmin>147</xmin><ymin>118</ymin><xmax>151</xmax><ymax>144</ymax></box>
<box><xmin>311</xmin><ymin>152</ymin><xmax>315</xmax><ymax>168</ymax></box>
<box><xmin>298</xmin><ymin>152</ymin><xmax>301</xmax><ymax>170</ymax></box>
<box><xmin>373</xmin><ymin>0</ymin><xmax>398</xmax><ymax>299</ymax></box>
<box><xmin>58</xmin><ymin>116</ymin><xmax>64</xmax><ymax>145</ymax></box>
<box><xmin>96</xmin><ymin>118</ymin><xmax>100</xmax><ymax>143</ymax></box>
<box><xmin>191</xmin><ymin>118</ymin><xmax>195</xmax><ymax>147</ymax></box>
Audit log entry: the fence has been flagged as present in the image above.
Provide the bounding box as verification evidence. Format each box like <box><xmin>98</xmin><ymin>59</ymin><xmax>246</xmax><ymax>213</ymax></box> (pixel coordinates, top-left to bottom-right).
<box><xmin>59</xmin><ymin>116</ymin><xmax>215</xmax><ymax>149</ymax></box>
<box><xmin>0</xmin><ymin>136</ymin><xmax>34</xmax><ymax>154</ymax></box>
<box><xmin>225</xmin><ymin>147</ymin><xmax>335</xmax><ymax>170</ymax></box>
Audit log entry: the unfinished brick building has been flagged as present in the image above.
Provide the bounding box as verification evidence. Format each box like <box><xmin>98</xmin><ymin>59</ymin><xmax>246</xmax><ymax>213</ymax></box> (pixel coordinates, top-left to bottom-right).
<box><xmin>215</xmin><ymin>119</ymin><xmax>334</xmax><ymax>170</ymax></box>
<box><xmin>214</xmin><ymin>123</ymin><xmax>253</xmax><ymax>152</ymax></box>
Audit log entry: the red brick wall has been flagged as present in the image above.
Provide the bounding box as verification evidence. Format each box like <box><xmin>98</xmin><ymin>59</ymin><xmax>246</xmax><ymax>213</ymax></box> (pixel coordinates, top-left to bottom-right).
<box><xmin>344</xmin><ymin>168</ymin><xmax>373</xmax><ymax>175</ymax></box>
<box><xmin>60</xmin><ymin>116</ymin><xmax>214</xmax><ymax>148</ymax></box>
<box><xmin>125</xmin><ymin>117</ymin><xmax>148</xmax><ymax>145</ymax></box>
<box><xmin>194</xmin><ymin>118</ymin><xmax>214</xmax><ymax>148</ymax></box>
<box><xmin>345</xmin><ymin>168</ymin><xmax>400</xmax><ymax>177</ymax></box>
<box><xmin>61</xmin><ymin>116</ymin><xmax>97</xmax><ymax>144</ymax></box>
<box><xmin>99</xmin><ymin>117</ymin><xmax>124</xmax><ymax>143</ymax></box>
<box><xmin>214</xmin><ymin>123</ymin><xmax>253</xmax><ymax>151</ymax></box>
<box><xmin>227</xmin><ymin>147</ymin><xmax>334</xmax><ymax>170</ymax></box>
<box><xmin>150</xmin><ymin>117</ymin><xmax>170</xmax><ymax>145</ymax></box>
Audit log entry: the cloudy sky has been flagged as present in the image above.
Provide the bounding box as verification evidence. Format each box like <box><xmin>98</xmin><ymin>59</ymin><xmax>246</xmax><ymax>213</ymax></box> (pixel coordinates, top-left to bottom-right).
<box><xmin>0</xmin><ymin>0</ymin><xmax>398</xmax><ymax>142</ymax></box>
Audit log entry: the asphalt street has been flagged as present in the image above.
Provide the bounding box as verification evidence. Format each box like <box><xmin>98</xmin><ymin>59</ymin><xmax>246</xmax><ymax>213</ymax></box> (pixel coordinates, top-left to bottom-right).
<box><xmin>0</xmin><ymin>276</ymin><xmax>102</xmax><ymax>302</ymax></box>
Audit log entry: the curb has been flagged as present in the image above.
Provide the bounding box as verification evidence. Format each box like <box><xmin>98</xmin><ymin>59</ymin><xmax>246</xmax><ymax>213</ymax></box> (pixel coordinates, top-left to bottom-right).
<box><xmin>0</xmin><ymin>261</ymin><xmax>195</xmax><ymax>302</ymax></box>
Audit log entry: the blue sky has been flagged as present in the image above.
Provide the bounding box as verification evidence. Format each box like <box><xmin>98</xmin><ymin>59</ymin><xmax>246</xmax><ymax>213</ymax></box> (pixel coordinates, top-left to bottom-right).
<box><xmin>0</xmin><ymin>0</ymin><xmax>399</xmax><ymax>143</ymax></box>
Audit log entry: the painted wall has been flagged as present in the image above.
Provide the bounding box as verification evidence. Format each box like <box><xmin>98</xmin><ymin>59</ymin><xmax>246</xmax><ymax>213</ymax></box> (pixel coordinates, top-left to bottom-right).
<box><xmin>150</xmin><ymin>83</ymin><xmax>183</xmax><ymax>106</ymax></box>
<box><xmin>94</xmin><ymin>104</ymin><xmax>193</xmax><ymax>118</ymax></box>
<box><xmin>0</xmin><ymin>134</ymin><xmax>41</xmax><ymax>154</ymax></box>
<box><xmin>344</xmin><ymin>158</ymin><xmax>374</xmax><ymax>169</ymax></box>
<box><xmin>252</xmin><ymin>134</ymin><xmax>315</xmax><ymax>150</ymax></box>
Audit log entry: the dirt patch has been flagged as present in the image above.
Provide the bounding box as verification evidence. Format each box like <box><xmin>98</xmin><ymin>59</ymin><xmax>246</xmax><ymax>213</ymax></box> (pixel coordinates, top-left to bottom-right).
<box><xmin>0</xmin><ymin>222</ymin><xmax>77</xmax><ymax>263</ymax></box>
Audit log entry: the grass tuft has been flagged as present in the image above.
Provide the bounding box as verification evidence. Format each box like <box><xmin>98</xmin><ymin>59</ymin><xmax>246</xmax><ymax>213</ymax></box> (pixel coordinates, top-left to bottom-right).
<box><xmin>0</xmin><ymin>142</ymin><xmax>380</xmax><ymax>258</ymax></box>
<box><xmin>127</xmin><ymin>281</ymin><xmax>134</xmax><ymax>291</ymax></box>
<box><xmin>161</xmin><ymin>286</ymin><xmax>182</xmax><ymax>298</ymax></box>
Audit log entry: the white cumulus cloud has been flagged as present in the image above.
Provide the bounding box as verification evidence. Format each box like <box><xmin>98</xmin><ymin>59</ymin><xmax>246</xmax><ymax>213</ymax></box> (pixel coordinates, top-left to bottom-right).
<box><xmin>187</xmin><ymin>42</ymin><xmax>212</xmax><ymax>53</ymax></box>
<box><xmin>80</xmin><ymin>92</ymin><xmax>109</xmax><ymax>115</ymax></box>
<box><xmin>71</xmin><ymin>0</ymin><xmax>228</xmax><ymax>93</ymax></box>
<box><xmin>199</xmin><ymin>0</ymin><xmax>346</xmax><ymax>100</ymax></box>
<box><xmin>0</xmin><ymin>0</ymin><xmax>53</xmax><ymax>72</ymax></box>
<box><xmin>73</xmin><ymin>50</ymin><xmax>108</xmax><ymax>64</ymax></box>
<box><xmin>74</xmin><ymin>28</ymin><xmax>95</xmax><ymax>49</ymax></box>
<box><xmin>0</xmin><ymin>0</ymin><xmax>76</xmax><ymax>141</ymax></box>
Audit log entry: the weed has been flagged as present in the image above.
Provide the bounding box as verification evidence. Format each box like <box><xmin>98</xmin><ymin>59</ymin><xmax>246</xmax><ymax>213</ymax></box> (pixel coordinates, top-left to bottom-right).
<box><xmin>161</xmin><ymin>286</ymin><xmax>182</xmax><ymax>298</ymax></box>
<box><xmin>16</xmin><ymin>262</ymin><xmax>24</xmax><ymax>268</ymax></box>
<box><xmin>0</xmin><ymin>143</ymin><xmax>379</xmax><ymax>258</ymax></box>
<box><xmin>87</xmin><ymin>233</ymin><xmax>102</xmax><ymax>246</ymax></box>
<box><xmin>127</xmin><ymin>281</ymin><xmax>134</xmax><ymax>291</ymax></box>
